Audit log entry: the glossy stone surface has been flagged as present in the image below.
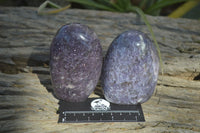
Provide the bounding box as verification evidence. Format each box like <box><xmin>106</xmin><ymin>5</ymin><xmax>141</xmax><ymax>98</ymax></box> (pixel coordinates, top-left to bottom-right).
<box><xmin>102</xmin><ymin>30</ymin><xmax>159</xmax><ymax>105</ymax></box>
<box><xmin>50</xmin><ymin>24</ymin><xmax>102</xmax><ymax>102</ymax></box>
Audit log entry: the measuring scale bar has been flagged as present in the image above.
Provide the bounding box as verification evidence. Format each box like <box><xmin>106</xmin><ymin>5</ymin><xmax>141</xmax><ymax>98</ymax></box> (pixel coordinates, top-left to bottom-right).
<box><xmin>58</xmin><ymin>98</ymin><xmax>145</xmax><ymax>123</ymax></box>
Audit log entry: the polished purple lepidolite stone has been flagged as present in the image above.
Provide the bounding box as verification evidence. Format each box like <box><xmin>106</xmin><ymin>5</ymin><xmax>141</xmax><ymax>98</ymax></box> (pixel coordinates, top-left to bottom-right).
<box><xmin>50</xmin><ymin>24</ymin><xmax>102</xmax><ymax>102</ymax></box>
<box><xmin>102</xmin><ymin>30</ymin><xmax>159</xmax><ymax>105</ymax></box>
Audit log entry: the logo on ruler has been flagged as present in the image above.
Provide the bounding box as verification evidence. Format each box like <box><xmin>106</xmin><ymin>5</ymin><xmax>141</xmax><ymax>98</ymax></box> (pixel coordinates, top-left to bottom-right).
<box><xmin>91</xmin><ymin>99</ymin><xmax>110</xmax><ymax>111</ymax></box>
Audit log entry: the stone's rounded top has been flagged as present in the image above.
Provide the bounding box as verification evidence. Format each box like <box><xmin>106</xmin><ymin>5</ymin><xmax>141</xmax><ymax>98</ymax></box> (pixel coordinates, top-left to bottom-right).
<box><xmin>52</xmin><ymin>23</ymin><xmax>99</xmax><ymax>54</ymax></box>
<box><xmin>113</xmin><ymin>30</ymin><xmax>150</xmax><ymax>43</ymax></box>
<box><xmin>108</xmin><ymin>30</ymin><xmax>154</xmax><ymax>59</ymax></box>
<box><xmin>56</xmin><ymin>23</ymin><xmax>97</xmax><ymax>43</ymax></box>
<box><xmin>115</xmin><ymin>30</ymin><xmax>148</xmax><ymax>39</ymax></box>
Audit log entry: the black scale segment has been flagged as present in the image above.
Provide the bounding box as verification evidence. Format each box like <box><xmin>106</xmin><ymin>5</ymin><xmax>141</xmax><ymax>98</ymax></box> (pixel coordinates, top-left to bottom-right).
<box><xmin>58</xmin><ymin>98</ymin><xmax>145</xmax><ymax>123</ymax></box>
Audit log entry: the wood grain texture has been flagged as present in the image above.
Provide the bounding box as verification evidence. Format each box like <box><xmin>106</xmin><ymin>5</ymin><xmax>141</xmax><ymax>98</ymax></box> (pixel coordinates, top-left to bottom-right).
<box><xmin>0</xmin><ymin>7</ymin><xmax>200</xmax><ymax>133</ymax></box>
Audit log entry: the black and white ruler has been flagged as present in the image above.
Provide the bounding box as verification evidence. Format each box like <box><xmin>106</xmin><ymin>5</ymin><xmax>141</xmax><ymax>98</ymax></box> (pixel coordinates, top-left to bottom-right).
<box><xmin>58</xmin><ymin>98</ymin><xmax>145</xmax><ymax>123</ymax></box>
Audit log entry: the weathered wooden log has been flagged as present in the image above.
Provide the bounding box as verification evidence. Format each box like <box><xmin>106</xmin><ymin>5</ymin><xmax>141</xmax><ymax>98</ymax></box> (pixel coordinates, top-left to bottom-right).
<box><xmin>0</xmin><ymin>7</ymin><xmax>200</xmax><ymax>78</ymax></box>
<box><xmin>0</xmin><ymin>7</ymin><xmax>200</xmax><ymax>132</ymax></box>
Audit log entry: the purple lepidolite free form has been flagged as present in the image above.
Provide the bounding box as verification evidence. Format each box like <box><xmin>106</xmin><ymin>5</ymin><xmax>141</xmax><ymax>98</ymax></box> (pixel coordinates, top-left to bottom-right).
<box><xmin>102</xmin><ymin>30</ymin><xmax>159</xmax><ymax>105</ymax></box>
<box><xmin>50</xmin><ymin>24</ymin><xmax>102</xmax><ymax>102</ymax></box>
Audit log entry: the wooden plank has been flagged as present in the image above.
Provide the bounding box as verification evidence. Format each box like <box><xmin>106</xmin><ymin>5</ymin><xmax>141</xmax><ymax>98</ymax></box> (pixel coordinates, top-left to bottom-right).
<box><xmin>0</xmin><ymin>72</ymin><xmax>200</xmax><ymax>132</ymax></box>
<box><xmin>0</xmin><ymin>7</ymin><xmax>200</xmax><ymax>132</ymax></box>
<box><xmin>0</xmin><ymin>7</ymin><xmax>200</xmax><ymax>78</ymax></box>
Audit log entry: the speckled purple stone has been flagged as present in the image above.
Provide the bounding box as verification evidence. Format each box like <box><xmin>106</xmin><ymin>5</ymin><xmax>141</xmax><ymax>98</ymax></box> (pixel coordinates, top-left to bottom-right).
<box><xmin>50</xmin><ymin>24</ymin><xmax>102</xmax><ymax>102</ymax></box>
<box><xmin>102</xmin><ymin>30</ymin><xmax>159</xmax><ymax>105</ymax></box>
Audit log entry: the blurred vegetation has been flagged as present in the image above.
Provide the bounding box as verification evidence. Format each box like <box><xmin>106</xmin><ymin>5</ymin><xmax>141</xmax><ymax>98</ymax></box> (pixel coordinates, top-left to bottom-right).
<box><xmin>168</xmin><ymin>0</ymin><xmax>200</xmax><ymax>19</ymax></box>
<box><xmin>67</xmin><ymin>0</ymin><xmax>200</xmax><ymax>19</ymax></box>
<box><xmin>67</xmin><ymin>0</ymin><xmax>187</xmax><ymax>16</ymax></box>
<box><xmin>0</xmin><ymin>0</ymin><xmax>199</xmax><ymax>19</ymax></box>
